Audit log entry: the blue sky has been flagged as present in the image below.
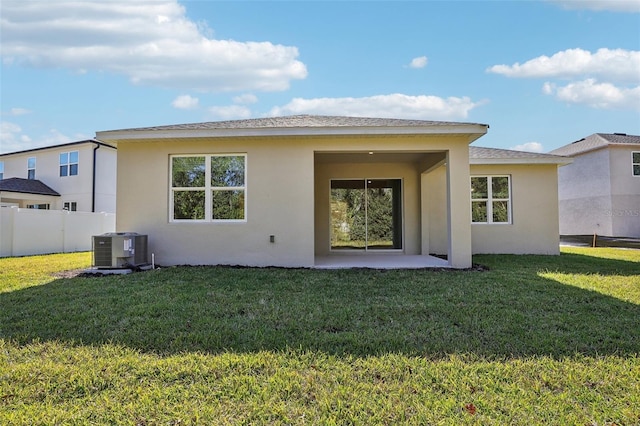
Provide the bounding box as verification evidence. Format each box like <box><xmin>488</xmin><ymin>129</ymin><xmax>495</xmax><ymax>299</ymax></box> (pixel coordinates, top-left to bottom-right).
<box><xmin>1</xmin><ymin>0</ymin><xmax>639</xmax><ymax>154</ymax></box>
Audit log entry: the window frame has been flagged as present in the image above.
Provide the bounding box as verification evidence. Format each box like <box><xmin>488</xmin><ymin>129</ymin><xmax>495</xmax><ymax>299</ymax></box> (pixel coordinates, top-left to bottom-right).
<box><xmin>27</xmin><ymin>157</ymin><xmax>36</xmax><ymax>180</ymax></box>
<box><xmin>633</xmin><ymin>151</ymin><xmax>640</xmax><ymax>177</ymax></box>
<box><xmin>470</xmin><ymin>175</ymin><xmax>512</xmax><ymax>224</ymax></box>
<box><xmin>60</xmin><ymin>151</ymin><xmax>79</xmax><ymax>177</ymax></box>
<box><xmin>63</xmin><ymin>201</ymin><xmax>77</xmax><ymax>211</ymax></box>
<box><xmin>169</xmin><ymin>153</ymin><xmax>247</xmax><ymax>223</ymax></box>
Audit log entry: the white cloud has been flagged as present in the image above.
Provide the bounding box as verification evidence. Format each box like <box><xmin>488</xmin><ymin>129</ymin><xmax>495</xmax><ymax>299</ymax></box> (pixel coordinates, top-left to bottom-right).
<box><xmin>233</xmin><ymin>94</ymin><xmax>258</xmax><ymax>105</ymax></box>
<box><xmin>269</xmin><ymin>93</ymin><xmax>483</xmax><ymax>120</ymax></box>
<box><xmin>408</xmin><ymin>56</ymin><xmax>428</xmax><ymax>69</ymax></box>
<box><xmin>0</xmin><ymin>121</ymin><xmax>31</xmax><ymax>153</ymax></box>
<box><xmin>172</xmin><ymin>95</ymin><xmax>199</xmax><ymax>110</ymax></box>
<box><xmin>7</xmin><ymin>108</ymin><xmax>31</xmax><ymax>116</ymax></box>
<box><xmin>549</xmin><ymin>0</ymin><xmax>640</xmax><ymax>12</ymax></box>
<box><xmin>208</xmin><ymin>105</ymin><xmax>252</xmax><ymax>120</ymax></box>
<box><xmin>0</xmin><ymin>1</ymin><xmax>307</xmax><ymax>92</ymax></box>
<box><xmin>487</xmin><ymin>48</ymin><xmax>640</xmax><ymax>83</ymax></box>
<box><xmin>510</xmin><ymin>142</ymin><xmax>545</xmax><ymax>153</ymax></box>
<box><xmin>0</xmin><ymin>122</ymin><xmax>81</xmax><ymax>154</ymax></box>
<box><xmin>544</xmin><ymin>78</ymin><xmax>640</xmax><ymax>110</ymax></box>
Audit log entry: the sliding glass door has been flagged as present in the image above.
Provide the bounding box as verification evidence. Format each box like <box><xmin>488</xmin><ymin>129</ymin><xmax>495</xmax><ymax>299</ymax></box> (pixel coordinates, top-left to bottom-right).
<box><xmin>330</xmin><ymin>179</ymin><xmax>402</xmax><ymax>251</ymax></box>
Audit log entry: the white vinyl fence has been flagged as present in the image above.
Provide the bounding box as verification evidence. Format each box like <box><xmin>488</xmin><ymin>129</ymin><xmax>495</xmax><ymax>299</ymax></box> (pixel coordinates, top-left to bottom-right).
<box><xmin>0</xmin><ymin>207</ymin><xmax>115</xmax><ymax>257</ymax></box>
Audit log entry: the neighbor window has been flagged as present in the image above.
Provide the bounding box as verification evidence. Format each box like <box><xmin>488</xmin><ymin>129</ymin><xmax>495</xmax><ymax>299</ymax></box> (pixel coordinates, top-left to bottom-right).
<box><xmin>471</xmin><ymin>176</ymin><xmax>511</xmax><ymax>223</ymax></box>
<box><xmin>0</xmin><ymin>161</ymin><xmax>4</xmax><ymax>180</ymax></box>
<box><xmin>63</xmin><ymin>201</ymin><xmax>77</xmax><ymax>211</ymax></box>
<box><xmin>27</xmin><ymin>204</ymin><xmax>49</xmax><ymax>210</ymax></box>
<box><xmin>60</xmin><ymin>151</ymin><xmax>79</xmax><ymax>176</ymax></box>
<box><xmin>170</xmin><ymin>154</ymin><xmax>246</xmax><ymax>222</ymax></box>
<box><xmin>27</xmin><ymin>157</ymin><xmax>36</xmax><ymax>180</ymax></box>
<box><xmin>633</xmin><ymin>152</ymin><xmax>640</xmax><ymax>176</ymax></box>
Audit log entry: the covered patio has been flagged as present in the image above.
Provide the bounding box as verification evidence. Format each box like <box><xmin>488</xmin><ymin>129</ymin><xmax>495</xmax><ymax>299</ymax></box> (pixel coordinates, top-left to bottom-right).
<box><xmin>314</xmin><ymin>253</ymin><xmax>451</xmax><ymax>269</ymax></box>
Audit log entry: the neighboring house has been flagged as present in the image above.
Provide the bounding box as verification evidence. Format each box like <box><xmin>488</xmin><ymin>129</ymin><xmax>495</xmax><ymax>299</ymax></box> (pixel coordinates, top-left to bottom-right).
<box><xmin>0</xmin><ymin>140</ymin><xmax>117</xmax><ymax>213</ymax></box>
<box><xmin>96</xmin><ymin>115</ymin><xmax>569</xmax><ymax>269</ymax></box>
<box><xmin>550</xmin><ymin>133</ymin><xmax>640</xmax><ymax>238</ymax></box>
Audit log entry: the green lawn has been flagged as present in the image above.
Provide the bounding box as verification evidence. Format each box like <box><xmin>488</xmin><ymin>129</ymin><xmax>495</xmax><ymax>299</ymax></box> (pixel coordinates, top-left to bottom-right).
<box><xmin>1</xmin><ymin>248</ymin><xmax>638</xmax><ymax>425</ymax></box>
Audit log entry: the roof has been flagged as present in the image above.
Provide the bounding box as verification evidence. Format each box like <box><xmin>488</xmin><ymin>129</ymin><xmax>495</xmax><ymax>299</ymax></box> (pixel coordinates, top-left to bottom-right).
<box><xmin>0</xmin><ymin>139</ymin><xmax>115</xmax><ymax>158</ymax></box>
<box><xmin>96</xmin><ymin>115</ymin><xmax>489</xmax><ymax>142</ymax></box>
<box><xmin>0</xmin><ymin>178</ymin><xmax>60</xmax><ymax>196</ymax></box>
<box><xmin>470</xmin><ymin>146</ymin><xmax>571</xmax><ymax>165</ymax></box>
<box><xmin>549</xmin><ymin>133</ymin><xmax>640</xmax><ymax>157</ymax></box>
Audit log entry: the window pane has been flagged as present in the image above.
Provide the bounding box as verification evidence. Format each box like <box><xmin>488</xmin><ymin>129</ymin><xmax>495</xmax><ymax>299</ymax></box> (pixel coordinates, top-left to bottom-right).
<box><xmin>633</xmin><ymin>152</ymin><xmax>640</xmax><ymax>163</ymax></box>
<box><xmin>634</xmin><ymin>164</ymin><xmax>640</xmax><ymax>176</ymax></box>
<box><xmin>212</xmin><ymin>190</ymin><xmax>245</xmax><ymax>220</ymax></box>
<box><xmin>28</xmin><ymin>157</ymin><xmax>36</xmax><ymax>168</ymax></box>
<box><xmin>69</xmin><ymin>151</ymin><xmax>79</xmax><ymax>163</ymax></box>
<box><xmin>60</xmin><ymin>165</ymin><xmax>68</xmax><ymax>177</ymax></box>
<box><xmin>472</xmin><ymin>201</ymin><xmax>487</xmax><ymax>222</ymax></box>
<box><xmin>172</xmin><ymin>157</ymin><xmax>205</xmax><ymax>187</ymax></box>
<box><xmin>211</xmin><ymin>156</ymin><xmax>245</xmax><ymax>187</ymax></box>
<box><xmin>471</xmin><ymin>177</ymin><xmax>487</xmax><ymax>199</ymax></box>
<box><xmin>60</xmin><ymin>153</ymin><xmax>68</xmax><ymax>165</ymax></box>
<box><xmin>28</xmin><ymin>170</ymin><xmax>35</xmax><ymax>180</ymax></box>
<box><xmin>69</xmin><ymin>164</ymin><xmax>78</xmax><ymax>175</ymax></box>
<box><xmin>173</xmin><ymin>190</ymin><xmax>205</xmax><ymax>219</ymax></box>
<box><xmin>492</xmin><ymin>201</ymin><xmax>509</xmax><ymax>223</ymax></box>
<box><xmin>492</xmin><ymin>176</ymin><xmax>509</xmax><ymax>198</ymax></box>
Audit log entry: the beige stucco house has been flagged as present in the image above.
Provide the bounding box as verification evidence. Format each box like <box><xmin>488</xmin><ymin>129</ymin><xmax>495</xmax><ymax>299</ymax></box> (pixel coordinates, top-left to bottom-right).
<box><xmin>97</xmin><ymin>115</ymin><xmax>569</xmax><ymax>269</ymax></box>
<box><xmin>550</xmin><ymin>133</ymin><xmax>640</xmax><ymax>238</ymax></box>
<box><xmin>0</xmin><ymin>140</ymin><xmax>117</xmax><ymax>213</ymax></box>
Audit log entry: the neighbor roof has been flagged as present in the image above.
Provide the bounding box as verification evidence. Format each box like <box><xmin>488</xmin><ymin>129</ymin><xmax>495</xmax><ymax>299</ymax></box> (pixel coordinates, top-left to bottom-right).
<box><xmin>0</xmin><ymin>178</ymin><xmax>60</xmax><ymax>196</ymax></box>
<box><xmin>549</xmin><ymin>133</ymin><xmax>640</xmax><ymax>157</ymax></box>
<box><xmin>0</xmin><ymin>139</ymin><xmax>115</xmax><ymax>158</ymax></box>
<box><xmin>96</xmin><ymin>115</ymin><xmax>489</xmax><ymax>143</ymax></box>
<box><xmin>470</xmin><ymin>146</ymin><xmax>571</xmax><ymax>165</ymax></box>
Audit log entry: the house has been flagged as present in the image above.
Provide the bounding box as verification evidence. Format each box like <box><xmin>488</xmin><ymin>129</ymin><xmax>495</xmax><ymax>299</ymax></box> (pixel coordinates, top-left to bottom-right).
<box><xmin>0</xmin><ymin>140</ymin><xmax>117</xmax><ymax>213</ymax></box>
<box><xmin>550</xmin><ymin>133</ymin><xmax>640</xmax><ymax>238</ymax></box>
<box><xmin>96</xmin><ymin>115</ymin><xmax>570</xmax><ymax>269</ymax></box>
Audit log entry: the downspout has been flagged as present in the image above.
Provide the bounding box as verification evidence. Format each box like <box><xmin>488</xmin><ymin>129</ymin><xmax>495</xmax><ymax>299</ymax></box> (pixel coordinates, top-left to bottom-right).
<box><xmin>92</xmin><ymin>143</ymin><xmax>100</xmax><ymax>213</ymax></box>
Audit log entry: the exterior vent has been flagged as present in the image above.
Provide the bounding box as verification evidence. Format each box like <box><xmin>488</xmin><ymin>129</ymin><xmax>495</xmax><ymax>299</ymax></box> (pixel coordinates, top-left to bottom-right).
<box><xmin>92</xmin><ymin>232</ymin><xmax>148</xmax><ymax>269</ymax></box>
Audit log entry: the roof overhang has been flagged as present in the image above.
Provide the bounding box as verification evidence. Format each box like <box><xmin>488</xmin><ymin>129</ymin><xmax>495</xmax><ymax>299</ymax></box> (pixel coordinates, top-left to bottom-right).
<box><xmin>470</xmin><ymin>157</ymin><xmax>573</xmax><ymax>165</ymax></box>
<box><xmin>96</xmin><ymin>123</ymin><xmax>489</xmax><ymax>145</ymax></box>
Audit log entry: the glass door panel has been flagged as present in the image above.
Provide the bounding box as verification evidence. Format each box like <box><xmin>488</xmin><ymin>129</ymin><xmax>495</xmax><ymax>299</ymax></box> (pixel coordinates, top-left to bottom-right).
<box><xmin>331</xmin><ymin>180</ymin><xmax>366</xmax><ymax>249</ymax></box>
<box><xmin>330</xmin><ymin>179</ymin><xmax>402</xmax><ymax>251</ymax></box>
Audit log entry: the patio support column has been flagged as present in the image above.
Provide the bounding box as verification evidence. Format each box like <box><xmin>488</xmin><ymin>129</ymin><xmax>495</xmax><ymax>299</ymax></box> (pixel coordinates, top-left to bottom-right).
<box><xmin>446</xmin><ymin>145</ymin><xmax>472</xmax><ymax>268</ymax></box>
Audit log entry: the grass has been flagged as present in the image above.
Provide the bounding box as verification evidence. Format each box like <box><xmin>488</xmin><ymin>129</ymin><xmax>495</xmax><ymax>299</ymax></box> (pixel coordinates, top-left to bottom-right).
<box><xmin>0</xmin><ymin>248</ymin><xmax>638</xmax><ymax>424</ymax></box>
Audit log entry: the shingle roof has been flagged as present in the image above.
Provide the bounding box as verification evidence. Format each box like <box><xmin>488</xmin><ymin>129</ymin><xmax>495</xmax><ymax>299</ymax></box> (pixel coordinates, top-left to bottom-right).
<box><xmin>469</xmin><ymin>146</ymin><xmax>571</xmax><ymax>164</ymax></box>
<box><xmin>106</xmin><ymin>115</ymin><xmax>486</xmax><ymax>132</ymax></box>
<box><xmin>0</xmin><ymin>139</ymin><xmax>115</xmax><ymax>157</ymax></box>
<box><xmin>0</xmin><ymin>178</ymin><xmax>60</xmax><ymax>196</ymax></box>
<box><xmin>549</xmin><ymin>133</ymin><xmax>640</xmax><ymax>157</ymax></box>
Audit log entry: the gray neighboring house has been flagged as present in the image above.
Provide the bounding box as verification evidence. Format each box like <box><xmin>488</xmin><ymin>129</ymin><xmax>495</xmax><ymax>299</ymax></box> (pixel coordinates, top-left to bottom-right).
<box><xmin>550</xmin><ymin>133</ymin><xmax>640</xmax><ymax>238</ymax></box>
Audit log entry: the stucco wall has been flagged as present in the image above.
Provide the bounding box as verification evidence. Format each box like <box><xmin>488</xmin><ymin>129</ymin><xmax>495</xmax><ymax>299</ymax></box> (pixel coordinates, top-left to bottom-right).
<box><xmin>471</xmin><ymin>164</ymin><xmax>561</xmax><ymax>254</ymax></box>
<box><xmin>558</xmin><ymin>146</ymin><xmax>640</xmax><ymax>237</ymax></box>
<box><xmin>117</xmin><ymin>134</ymin><xmax>475</xmax><ymax>268</ymax></box>
<box><xmin>609</xmin><ymin>146</ymin><xmax>640</xmax><ymax>237</ymax></box>
<box><xmin>424</xmin><ymin>163</ymin><xmax>561</xmax><ymax>255</ymax></box>
<box><xmin>557</xmin><ymin>149</ymin><xmax>613</xmax><ymax>236</ymax></box>
<box><xmin>116</xmin><ymin>138</ymin><xmax>316</xmax><ymax>267</ymax></box>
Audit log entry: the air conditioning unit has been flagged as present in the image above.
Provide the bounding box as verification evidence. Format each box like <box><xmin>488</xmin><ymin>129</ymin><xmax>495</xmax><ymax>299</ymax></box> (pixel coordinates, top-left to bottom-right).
<box><xmin>92</xmin><ymin>232</ymin><xmax>148</xmax><ymax>269</ymax></box>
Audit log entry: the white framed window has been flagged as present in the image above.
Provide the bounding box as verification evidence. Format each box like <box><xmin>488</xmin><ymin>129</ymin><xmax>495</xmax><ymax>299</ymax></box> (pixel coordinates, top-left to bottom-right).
<box><xmin>27</xmin><ymin>203</ymin><xmax>49</xmax><ymax>210</ymax></box>
<box><xmin>633</xmin><ymin>152</ymin><xmax>640</xmax><ymax>177</ymax></box>
<box><xmin>471</xmin><ymin>175</ymin><xmax>511</xmax><ymax>224</ymax></box>
<box><xmin>170</xmin><ymin>154</ymin><xmax>246</xmax><ymax>222</ymax></box>
<box><xmin>60</xmin><ymin>151</ymin><xmax>79</xmax><ymax>176</ymax></box>
<box><xmin>0</xmin><ymin>161</ymin><xmax>4</xmax><ymax>180</ymax></box>
<box><xmin>63</xmin><ymin>201</ymin><xmax>77</xmax><ymax>211</ymax></box>
<box><xmin>27</xmin><ymin>157</ymin><xmax>36</xmax><ymax>180</ymax></box>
